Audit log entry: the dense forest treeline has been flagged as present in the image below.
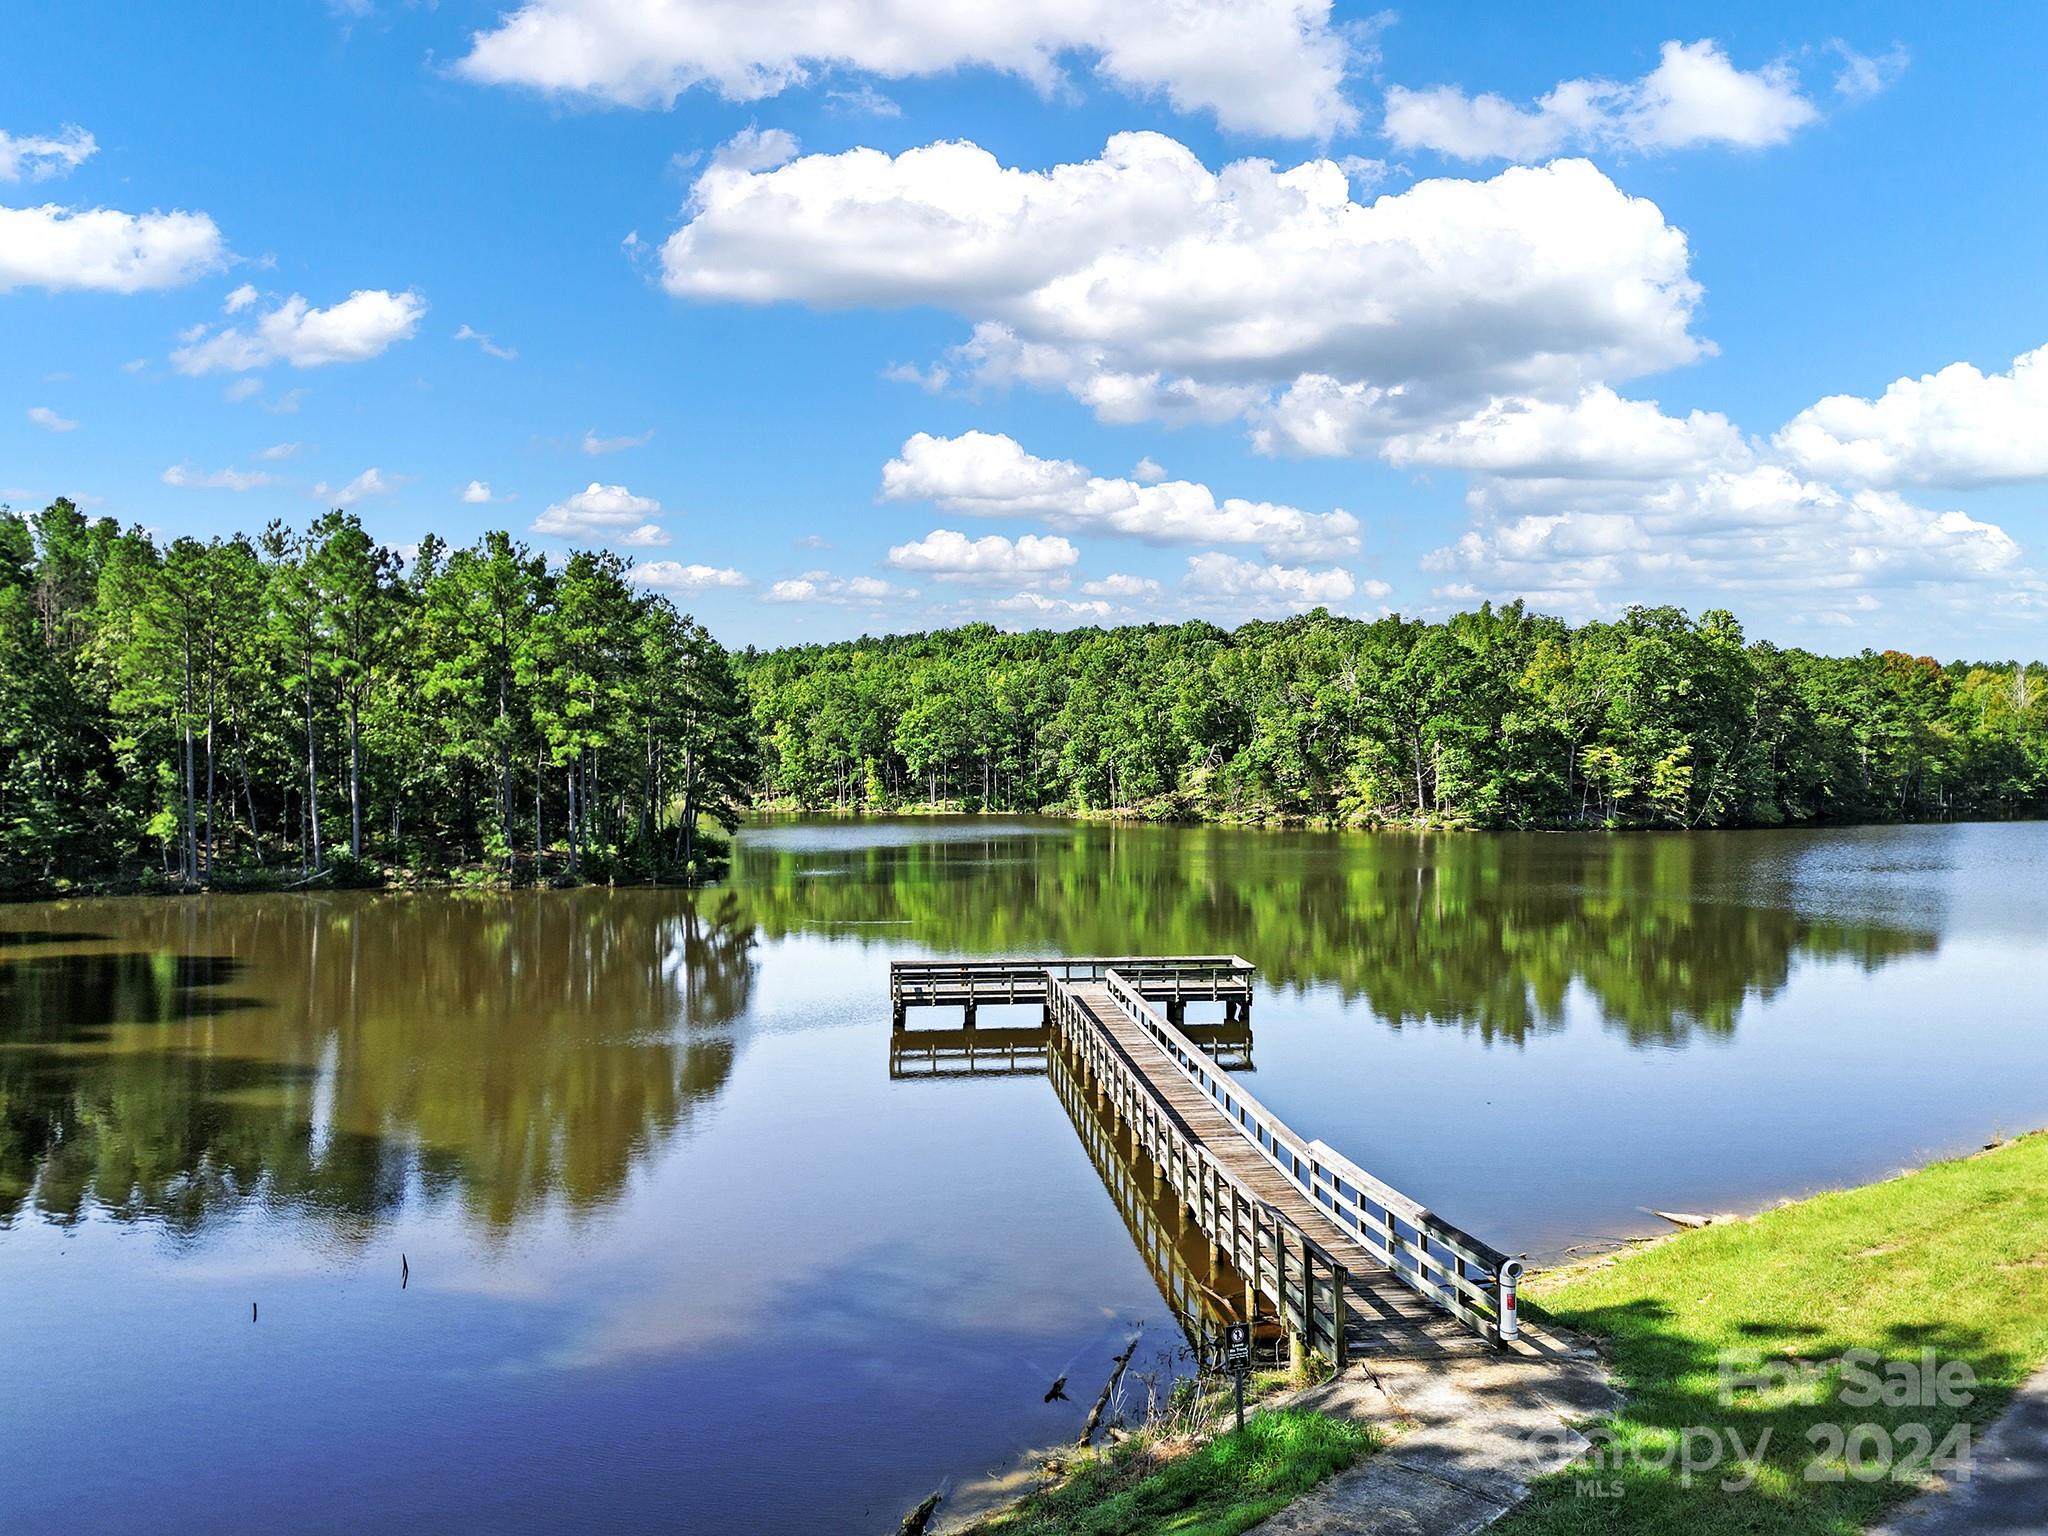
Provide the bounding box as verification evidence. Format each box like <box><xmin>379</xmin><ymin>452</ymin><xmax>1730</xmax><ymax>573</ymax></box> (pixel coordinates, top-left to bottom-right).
<box><xmin>0</xmin><ymin>500</ymin><xmax>756</xmax><ymax>890</ymax></box>
<box><xmin>740</xmin><ymin>605</ymin><xmax>2048</xmax><ymax>828</ymax></box>
<box><xmin>7</xmin><ymin>494</ymin><xmax>2047</xmax><ymax>891</ymax></box>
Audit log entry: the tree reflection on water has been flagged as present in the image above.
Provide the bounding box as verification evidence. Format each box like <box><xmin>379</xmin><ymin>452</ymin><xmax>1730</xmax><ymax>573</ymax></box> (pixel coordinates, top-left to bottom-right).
<box><xmin>0</xmin><ymin>821</ymin><xmax>1945</xmax><ymax>1238</ymax></box>
<box><xmin>734</xmin><ymin>821</ymin><xmax>1938</xmax><ymax>1046</ymax></box>
<box><xmin>0</xmin><ymin>889</ymin><xmax>757</xmax><ymax>1233</ymax></box>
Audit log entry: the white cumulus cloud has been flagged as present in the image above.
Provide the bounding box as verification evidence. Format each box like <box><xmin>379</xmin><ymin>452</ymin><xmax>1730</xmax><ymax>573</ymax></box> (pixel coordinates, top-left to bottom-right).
<box><xmin>634</xmin><ymin>560</ymin><xmax>750</xmax><ymax>590</ymax></box>
<box><xmin>462</xmin><ymin>479</ymin><xmax>498</xmax><ymax>503</ymax></box>
<box><xmin>172</xmin><ymin>289</ymin><xmax>426</xmax><ymax>374</ymax></box>
<box><xmin>456</xmin><ymin>0</ymin><xmax>1360</xmax><ymax>137</ymax></box>
<box><xmin>987</xmin><ymin>592</ymin><xmax>1117</xmax><ymax>624</ymax></box>
<box><xmin>0</xmin><ymin>203</ymin><xmax>226</xmax><ymax>293</ymax></box>
<box><xmin>882</xmin><ymin>431</ymin><xmax>1360</xmax><ymax>559</ymax></box>
<box><xmin>1383</xmin><ymin>39</ymin><xmax>1820</xmax><ymax>162</ymax></box>
<box><xmin>1373</xmin><ymin>387</ymin><xmax>1752</xmax><ymax>479</ymax></box>
<box><xmin>314</xmin><ymin>467</ymin><xmax>394</xmax><ymax>507</ymax></box>
<box><xmin>886</xmin><ymin>528</ymin><xmax>1079</xmax><ymax>583</ymax></box>
<box><xmin>1187</xmin><ymin>548</ymin><xmax>1359</xmax><ymax>606</ymax></box>
<box><xmin>1426</xmin><ymin>465</ymin><xmax>2025</xmax><ymax>618</ymax></box>
<box><xmin>1081</xmin><ymin>573</ymin><xmax>1162</xmax><ymax>599</ymax></box>
<box><xmin>532</xmin><ymin>481</ymin><xmax>664</xmax><ymax>539</ymax></box>
<box><xmin>26</xmin><ymin>406</ymin><xmax>77</xmax><ymax>432</ymax></box>
<box><xmin>763</xmin><ymin>569</ymin><xmax>909</xmax><ymax>604</ymax></box>
<box><xmin>1183</xmin><ymin>551</ymin><xmax>1364</xmax><ymax>611</ymax></box>
<box><xmin>1774</xmin><ymin>344</ymin><xmax>2048</xmax><ymax>488</ymax></box>
<box><xmin>663</xmin><ymin>132</ymin><xmax>1703</xmax><ymax>437</ymax></box>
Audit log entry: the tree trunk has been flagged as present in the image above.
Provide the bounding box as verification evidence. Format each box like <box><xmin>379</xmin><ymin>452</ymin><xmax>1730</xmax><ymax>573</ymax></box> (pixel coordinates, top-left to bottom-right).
<box><xmin>497</xmin><ymin>663</ymin><xmax>511</xmax><ymax>865</ymax></box>
<box><xmin>641</xmin><ymin>719</ymin><xmax>654</xmax><ymax>851</ymax></box>
<box><xmin>205</xmin><ymin>666</ymin><xmax>218</xmax><ymax>882</ymax></box>
<box><xmin>347</xmin><ymin>695</ymin><xmax>363</xmax><ymax>859</ymax></box>
<box><xmin>680</xmin><ymin>745</ymin><xmax>698</xmax><ymax>871</ymax></box>
<box><xmin>181</xmin><ymin>637</ymin><xmax>198</xmax><ymax>884</ymax></box>
<box><xmin>232</xmin><ymin>708</ymin><xmax>263</xmax><ymax>866</ymax></box>
<box><xmin>567</xmin><ymin>761</ymin><xmax>580</xmax><ymax>873</ymax></box>
<box><xmin>304</xmin><ymin>654</ymin><xmax>322</xmax><ymax>874</ymax></box>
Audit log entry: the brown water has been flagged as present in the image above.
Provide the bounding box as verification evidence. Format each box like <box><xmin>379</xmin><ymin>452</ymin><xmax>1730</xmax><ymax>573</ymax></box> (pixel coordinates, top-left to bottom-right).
<box><xmin>2</xmin><ymin>819</ymin><xmax>2044</xmax><ymax>1532</ymax></box>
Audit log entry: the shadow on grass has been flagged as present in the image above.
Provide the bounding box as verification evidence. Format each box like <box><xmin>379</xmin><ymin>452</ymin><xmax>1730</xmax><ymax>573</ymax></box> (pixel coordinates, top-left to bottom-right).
<box><xmin>1499</xmin><ymin>1297</ymin><xmax>2021</xmax><ymax>1536</ymax></box>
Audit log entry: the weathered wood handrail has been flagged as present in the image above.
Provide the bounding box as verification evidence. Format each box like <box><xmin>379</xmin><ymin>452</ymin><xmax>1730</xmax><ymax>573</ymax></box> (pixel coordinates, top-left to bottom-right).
<box><xmin>1045</xmin><ymin>974</ymin><xmax>1349</xmax><ymax>1366</ymax></box>
<box><xmin>890</xmin><ymin>1020</ymin><xmax>1255</xmax><ymax>1080</ymax></box>
<box><xmin>891</xmin><ymin>955</ymin><xmax>1253</xmax><ymax>1007</ymax></box>
<box><xmin>1099</xmin><ymin>968</ymin><xmax>1524</xmax><ymax>1346</ymax></box>
<box><xmin>1045</xmin><ymin>1046</ymin><xmax>1251</xmax><ymax>1364</ymax></box>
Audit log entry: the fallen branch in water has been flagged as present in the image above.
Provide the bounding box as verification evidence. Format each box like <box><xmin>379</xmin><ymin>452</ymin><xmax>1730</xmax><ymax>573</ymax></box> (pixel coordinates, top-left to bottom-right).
<box><xmin>1650</xmin><ymin>1209</ymin><xmax>1737</xmax><ymax>1230</ymax></box>
<box><xmin>895</xmin><ymin>1490</ymin><xmax>942</xmax><ymax>1535</ymax></box>
<box><xmin>1077</xmin><ymin>1335</ymin><xmax>1142</xmax><ymax>1448</ymax></box>
<box><xmin>282</xmin><ymin>866</ymin><xmax>335</xmax><ymax>890</ymax></box>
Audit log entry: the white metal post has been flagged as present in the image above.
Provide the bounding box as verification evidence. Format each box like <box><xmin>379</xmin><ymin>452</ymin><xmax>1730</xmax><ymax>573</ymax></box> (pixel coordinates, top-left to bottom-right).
<box><xmin>1498</xmin><ymin>1258</ymin><xmax>1525</xmax><ymax>1344</ymax></box>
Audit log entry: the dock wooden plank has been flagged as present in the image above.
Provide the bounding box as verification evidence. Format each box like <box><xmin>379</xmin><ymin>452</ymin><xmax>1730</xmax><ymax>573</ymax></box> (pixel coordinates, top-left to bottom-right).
<box><xmin>1063</xmin><ymin>982</ymin><xmax>1485</xmax><ymax>1360</ymax></box>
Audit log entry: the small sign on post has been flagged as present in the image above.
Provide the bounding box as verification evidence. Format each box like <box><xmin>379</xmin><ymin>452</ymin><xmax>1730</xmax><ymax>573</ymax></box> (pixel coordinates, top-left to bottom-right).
<box><xmin>1223</xmin><ymin>1322</ymin><xmax>1252</xmax><ymax>1432</ymax></box>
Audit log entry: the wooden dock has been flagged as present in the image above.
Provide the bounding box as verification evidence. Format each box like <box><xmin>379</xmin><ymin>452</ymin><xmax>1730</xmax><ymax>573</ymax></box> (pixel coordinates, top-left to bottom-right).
<box><xmin>889</xmin><ymin>955</ymin><xmax>1254</xmax><ymax>1029</ymax></box>
<box><xmin>888</xmin><ymin>1018</ymin><xmax>1254</xmax><ymax>1079</ymax></box>
<box><xmin>890</xmin><ymin>956</ymin><xmax>1524</xmax><ymax>1364</ymax></box>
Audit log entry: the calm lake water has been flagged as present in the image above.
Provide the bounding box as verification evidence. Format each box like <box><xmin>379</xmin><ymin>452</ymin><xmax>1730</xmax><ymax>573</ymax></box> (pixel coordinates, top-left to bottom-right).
<box><xmin>3</xmin><ymin>819</ymin><xmax>2045</xmax><ymax>1532</ymax></box>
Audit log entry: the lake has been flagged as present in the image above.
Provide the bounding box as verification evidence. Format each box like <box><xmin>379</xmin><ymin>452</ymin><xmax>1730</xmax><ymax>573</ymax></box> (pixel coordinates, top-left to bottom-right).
<box><xmin>3</xmin><ymin>819</ymin><xmax>2044</xmax><ymax>1532</ymax></box>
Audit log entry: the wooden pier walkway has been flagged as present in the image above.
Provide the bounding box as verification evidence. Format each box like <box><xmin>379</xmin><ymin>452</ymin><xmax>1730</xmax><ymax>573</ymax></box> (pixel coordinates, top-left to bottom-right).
<box><xmin>889</xmin><ymin>957</ymin><xmax>1524</xmax><ymax>1366</ymax></box>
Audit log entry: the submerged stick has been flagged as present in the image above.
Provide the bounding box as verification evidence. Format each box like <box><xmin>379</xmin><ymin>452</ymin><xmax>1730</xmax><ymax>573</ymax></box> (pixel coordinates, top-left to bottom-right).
<box><xmin>895</xmin><ymin>1490</ymin><xmax>942</xmax><ymax>1536</ymax></box>
<box><xmin>1077</xmin><ymin>1336</ymin><xmax>1142</xmax><ymax>1448</ymax></box>
<box><xmin>1650</xmin><ymin>1209</ymin><xmax>1735</xmax><ymax>1230</ymax></box>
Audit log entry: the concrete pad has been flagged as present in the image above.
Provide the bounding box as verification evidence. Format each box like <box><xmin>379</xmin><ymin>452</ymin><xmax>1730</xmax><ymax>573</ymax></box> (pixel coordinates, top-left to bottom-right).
<box><xmin>1871</xmin><ymin>1365</ymin><xmax>2048</xmax><ymax>1536</ymax></box>
<box><xmin>1250</xmin><ymin>1321</ymin><xmax>1618</xmax><ymax>1534</ymax></box>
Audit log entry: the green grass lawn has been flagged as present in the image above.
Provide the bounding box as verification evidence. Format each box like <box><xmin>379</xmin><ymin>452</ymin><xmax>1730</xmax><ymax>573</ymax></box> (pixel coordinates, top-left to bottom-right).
<box><xmin>1498</xmin><ymin>1132</ymin><xmax>2048</xmax><ymax>1535</ymax></box>
<box><xmin>961</xmin><ymin>1408</ymin><xmax>1377</xmax><ymax>1536</ymax></box>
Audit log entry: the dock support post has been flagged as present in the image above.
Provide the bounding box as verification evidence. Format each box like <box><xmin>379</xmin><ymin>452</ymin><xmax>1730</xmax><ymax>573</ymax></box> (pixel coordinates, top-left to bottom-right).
<box><xmin>891</xmin><ymin>1003</ymin><xmax>905</xmax><ymax>1032</ymax></box>
<box><xmin>1288</xmin><ymin>1329</ymin><xmax>1307</xmax><ymax>1383</ymax></box>
<box><xmin>962</xmin><ymin>1002</ymin><xmax>976</xmax><ymax>1030</ymax></box>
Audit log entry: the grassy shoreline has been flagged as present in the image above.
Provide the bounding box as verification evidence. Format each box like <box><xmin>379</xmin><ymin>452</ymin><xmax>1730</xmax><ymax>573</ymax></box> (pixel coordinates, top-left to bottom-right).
<box><xmin>951</xmin><ymin>1404</ymin><xmax>1375</xmax><ymax>1536</ymax></box>
<box><xmin>1499</xmin><ymin>1132</ymin><xmax>2048</xmax><ymax>1534</ymax></box>
<box><xmin>1</xmin><ymin>835</ymin><xmax>733</xmax><ymax>902</ymax></box>
<box><xmin>743</xmin><ymin>798</ymin><xmax>2036</xmax><ymax>835</ymax></box>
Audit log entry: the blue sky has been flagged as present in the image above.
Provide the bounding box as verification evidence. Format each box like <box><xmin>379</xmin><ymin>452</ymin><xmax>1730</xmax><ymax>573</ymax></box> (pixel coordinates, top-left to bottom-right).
<box><xmin>5</xmin><ymin>1</ymin><xmax>2047</xmax><ymax>655</ymax></box>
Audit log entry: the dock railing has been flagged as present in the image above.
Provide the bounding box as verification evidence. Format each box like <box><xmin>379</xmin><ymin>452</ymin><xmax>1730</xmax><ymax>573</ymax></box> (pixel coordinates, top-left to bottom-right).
<box><xmin>1046</xmin><ymin>973</ymin><xmax>1350</xmax><ymax>1367</ymax></box>
<box><xmin>1100</xmin><ymin>968</ymin><xmax>1524</xmax><ymax>1346</ymax></box>
<box><xmin>890</xmin><ymin>955</ymin><xmax>1253</xmax><ymax>1026</ymax></box>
